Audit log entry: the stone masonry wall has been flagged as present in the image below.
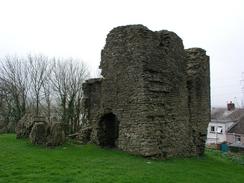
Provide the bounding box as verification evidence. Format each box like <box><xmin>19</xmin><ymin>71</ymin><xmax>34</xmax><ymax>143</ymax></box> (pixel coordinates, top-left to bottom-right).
<box><xmin>82</xmin><ymin>78</ymin><xmax>102</xmax><ymax>144</ymax></box>
<box><xmin>100</xmin><ymin>25</ymin><xmax>150</xmax><ymax>154</ymax></box>
<box><xmin>142</xmin><ymin>30</ymin><xmax>194</xmax><ymax>157</ymax></box>
<box><xmin>186</xmin><ymin>48</ymin><xmax>210</xmax><ymax>155</ymax></box>
<box><xmin>82</xmin><ymin>25</ymin><xmax>210</xmax><ymax>158</ymax></box>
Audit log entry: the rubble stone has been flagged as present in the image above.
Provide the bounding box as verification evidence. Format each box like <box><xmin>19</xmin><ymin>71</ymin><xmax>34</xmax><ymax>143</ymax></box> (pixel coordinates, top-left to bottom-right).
<box><xmin>76</xmin><ymin>127</ymin><xmax>92</xmax><ymax>144</ymax></box>
<box><xmin>15</xmin><ymin>113</ymin><xmax>35</xmax><ymax>138</ymax></box>
<box><xmin>29</xmin><ymin>122</ymin><xmax>48</xmax><ymax>145</ymax></box>
<box><xmin>0</xmin><ymin>125</ymin><xmax>7</xmax><ymax>134</ymax></box>
<box><xmin>47</xmin><ymin>122</ymin><xmax>65</xmax><ymax>146</ymax></box>
<box><xmin>16</xmin><ymin>114</ymin><xmax>65</xmax><ymax>147</ymax></box>
<box><xmin>7</xmin><ymin>121</ymin><xmax>16</xmax><ymax>133</ymax></box>
<box><xmin>0</xmin><ymin>121</ymin><xmax>7</xmax><ymax>134</ymax></box>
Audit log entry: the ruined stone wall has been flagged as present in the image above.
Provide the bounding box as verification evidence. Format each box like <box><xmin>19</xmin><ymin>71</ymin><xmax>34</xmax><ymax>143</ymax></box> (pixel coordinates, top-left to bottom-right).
<box><xmin>82</xmin><ymin>78</ymin><xmax>103</xmax><ymax>143</ymax></box>
<box><xmin>82</xmin><ymin>25</ymin><xmax>210</xmax><ymax>158</ymax></box>
<box><xmin>186</xmin><ymin>48</ymin><xmax>210</xmax><ymax>155</ymax></box>
<box><xmin>99</xmin><ymin>25</ymin><xmax>150</xmax><ymax>154</ymax></box>
<box><xmin>142</xmin><ymin>30</ymin><xmax>194</xmax><ymax>157</ymax></box>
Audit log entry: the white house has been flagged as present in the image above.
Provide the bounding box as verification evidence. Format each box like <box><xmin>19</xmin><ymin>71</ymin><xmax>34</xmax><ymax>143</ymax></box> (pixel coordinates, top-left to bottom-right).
<box><xmin>206</xmin><ymin>103</ymin><xmax>244</xmax><ymax>144</ymax></box>
<box><xmin>206</xmin><ymin>119</ymin><xmax>234</xmax><ymax>144</ymax></box>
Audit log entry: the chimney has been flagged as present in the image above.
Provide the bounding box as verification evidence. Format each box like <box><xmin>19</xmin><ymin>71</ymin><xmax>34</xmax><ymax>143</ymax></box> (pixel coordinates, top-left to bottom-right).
<box><xmin>227</xmin><ymin>101</ymin><xmax>235</xmax><ymax>111</ymax></box>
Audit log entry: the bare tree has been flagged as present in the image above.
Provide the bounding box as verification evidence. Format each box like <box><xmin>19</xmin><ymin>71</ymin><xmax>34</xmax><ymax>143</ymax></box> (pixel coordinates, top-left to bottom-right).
<box><xmin>0</xmin><ymin>56</ymin><xmax>30</xmax><ymax>123</ymax></box>
<box><xmin>28</xmin><ymin>55</ymin><xmax>52</xmax><ymax>116</ymax></box>
<box><xmin>0</xmin><ymin>54</ymin><xmax>90</xmax><ymax>134</ymax></box>
<box><xmin>52</xmin><ymin>58</ymin><xmax>89</xmax><ymax>134</ymax></box>
<box><xmin>43</xmin><ymin>78</ymin><xmax>52</xmax><ymax>123</ymax></box>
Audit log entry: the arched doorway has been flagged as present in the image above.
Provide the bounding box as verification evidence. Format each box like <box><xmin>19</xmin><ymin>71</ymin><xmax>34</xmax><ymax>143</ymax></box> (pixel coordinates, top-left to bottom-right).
<box><xmin>97</xmin><ymin>113</ymin><xmax>119</xmax><ymax>148</ymax></box>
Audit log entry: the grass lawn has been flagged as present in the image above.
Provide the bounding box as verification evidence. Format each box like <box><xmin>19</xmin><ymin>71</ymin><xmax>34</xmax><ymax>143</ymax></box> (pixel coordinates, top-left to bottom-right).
<box><xmin>0</xmin><ymin>134</ymin><xmax>244</xmax><ymax>183</ymax></box>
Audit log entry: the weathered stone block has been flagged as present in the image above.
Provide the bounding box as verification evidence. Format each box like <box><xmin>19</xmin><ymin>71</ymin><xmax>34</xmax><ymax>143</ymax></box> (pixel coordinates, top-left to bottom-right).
<box><xmin>0</xmin><ymin>120</ymin><xmax>7</xmax><ymax>134</ymax></box>
<box><xmin>47</xmin><ymin>122</ymin><xmax>65</xmax><ymax>146</ymax></box>
<box><xmin>29</xmin><ymin>122</ymin><xmax>48</xmax><ymax>145</ymax></box>
<box><xmin>16</xmin><ymin>113</ymin><xmax>35</xmax><ymax>139</ymax></box>
<box><xmin>76</xmin><ymin>127</ymin><xmax>92</xmax><ymax>144</ymax></box>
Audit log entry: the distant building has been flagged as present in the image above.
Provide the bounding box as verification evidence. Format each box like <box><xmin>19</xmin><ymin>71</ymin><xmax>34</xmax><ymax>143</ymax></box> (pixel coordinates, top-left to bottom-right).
<box><xmin>206</xmin><ymin>102</ymin><xmax>244</xmax><ymax>144</ymax></box>
<box><xmin>226</xmin><ymin>116</ymin><xmax>244</xmax><ymax>145</ymax></box>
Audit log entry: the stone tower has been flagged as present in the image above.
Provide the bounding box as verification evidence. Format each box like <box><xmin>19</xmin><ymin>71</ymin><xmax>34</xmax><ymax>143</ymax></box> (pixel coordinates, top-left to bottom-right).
<box><xmin>82</xmin><ymin>25</ymin><xmax>210</xmax><ymax>158</ymax></box>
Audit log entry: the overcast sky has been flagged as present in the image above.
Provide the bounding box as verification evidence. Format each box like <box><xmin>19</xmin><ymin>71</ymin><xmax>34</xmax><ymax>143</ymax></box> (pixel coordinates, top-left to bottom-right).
<box><xmin>0</xmin><ymin>0</ymin><xmax>243</xmax><ymax>107</ymax></box>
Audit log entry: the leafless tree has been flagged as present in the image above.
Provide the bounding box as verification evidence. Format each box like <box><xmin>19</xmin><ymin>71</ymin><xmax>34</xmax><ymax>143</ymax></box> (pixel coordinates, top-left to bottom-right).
<box><xmin>0</xmin><ymin>55</ymin><xmax>30</xmax><ymax>123</ymax></box>
<box><xmin>52</xmin><ymin>58</ymin><xmax>89</xmax><ymax>134</ymax></box>
<box><xmin>28</xmin><ymin>55</ymin><xmax>52</xmax><ymax>116</ymax></box>
<box><xmin>43</xmin><ymin>76</ymin><xmax>52</xmax><ymax>123</ymax></box>
<box><xmin>0</xmin><ymin>54</ymin><xmax>90</xmax><ymax>134</ymax></box>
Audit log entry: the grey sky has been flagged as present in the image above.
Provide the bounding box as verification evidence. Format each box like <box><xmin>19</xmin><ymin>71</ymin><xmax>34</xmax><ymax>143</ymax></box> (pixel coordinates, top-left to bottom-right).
<box><xmin>0</xmin><ymin>0</ymin><xmax>244</xmax><ymax>107</ymax></box>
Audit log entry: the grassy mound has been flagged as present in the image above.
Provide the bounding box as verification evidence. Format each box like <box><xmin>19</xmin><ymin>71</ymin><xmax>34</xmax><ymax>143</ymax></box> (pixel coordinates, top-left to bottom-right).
<box><xmin>0</xmin><ymin>134</ymin><xmax>243</xmax><ymax>183</ymax></box>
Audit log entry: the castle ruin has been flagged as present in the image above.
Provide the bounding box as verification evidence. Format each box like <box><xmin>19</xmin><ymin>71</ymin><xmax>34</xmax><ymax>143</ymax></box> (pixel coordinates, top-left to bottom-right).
<box><xmin>82</xmin><ymin>25</ymin><xmax>210</xmax><ymax>158</ymax></box>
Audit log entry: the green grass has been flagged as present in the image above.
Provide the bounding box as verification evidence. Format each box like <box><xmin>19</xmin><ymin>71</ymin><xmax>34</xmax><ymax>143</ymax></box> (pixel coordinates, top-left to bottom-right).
<box><xmin>0</xmin><ymin>134</ymin><xmax>244</xmax><ymax>183</ymax></box>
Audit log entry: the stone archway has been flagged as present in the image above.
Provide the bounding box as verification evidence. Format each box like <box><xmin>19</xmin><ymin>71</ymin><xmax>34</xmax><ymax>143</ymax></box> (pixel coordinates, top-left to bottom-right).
<box><xmin>97</xmin><ymin>113</ymin><xmax>119</xmax><ymax>148</ymax></box>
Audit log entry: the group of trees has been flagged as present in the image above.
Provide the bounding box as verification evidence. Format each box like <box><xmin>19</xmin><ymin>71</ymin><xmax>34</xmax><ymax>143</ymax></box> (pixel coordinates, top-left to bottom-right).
<box><xmin>0</xmin><ymin>55</ymin><xmax>90</xmax><ymax>134</ymax></box>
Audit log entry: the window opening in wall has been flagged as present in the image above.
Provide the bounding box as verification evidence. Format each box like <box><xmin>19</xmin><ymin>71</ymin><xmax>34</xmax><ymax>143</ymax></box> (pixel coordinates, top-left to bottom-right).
<box><xmin>210</xmin><ymin>126</ymin><xmax>215</xmax><ymax>133</ymax></box>
<box><xmin>235</xmin><ymin>135</ymin><xmax>241</xmax><ymax>144</ymax></box>
<box><xmin>217</xmin><ymin>126</ymin><xmax>223</xmax><ymax>134</ymax></box>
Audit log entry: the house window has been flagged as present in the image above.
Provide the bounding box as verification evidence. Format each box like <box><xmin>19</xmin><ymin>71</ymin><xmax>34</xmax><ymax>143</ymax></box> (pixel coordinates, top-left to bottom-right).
<box><xmin>235</xmin><ymin>135</ymin><xmax>241</xmax><ymax>144</ymax></box>
<box><xmin>210</xmin><ymin>126</ymin><xmax>215</xmax><ymax>133</ymax></box>
<box><xmin>217</xmin><ymin>126</ymin><xmax>223</xmax><ymax>134</ymax></box>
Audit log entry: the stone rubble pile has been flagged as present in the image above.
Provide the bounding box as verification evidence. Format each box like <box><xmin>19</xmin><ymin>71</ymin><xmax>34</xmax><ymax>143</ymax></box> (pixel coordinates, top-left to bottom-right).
<box><xmin>16</xmin><ymin>115</ymin><xmax>65</xmax><ymax>146</ymax></box>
